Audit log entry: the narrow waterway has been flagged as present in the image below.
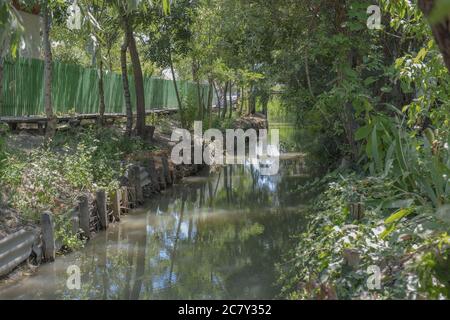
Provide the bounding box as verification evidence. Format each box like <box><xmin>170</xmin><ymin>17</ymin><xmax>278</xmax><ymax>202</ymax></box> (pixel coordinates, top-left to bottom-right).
<box><xmin>0</xmin><ymin>124</ymin><xmax>313</xmax><ymax>300</ymax></box>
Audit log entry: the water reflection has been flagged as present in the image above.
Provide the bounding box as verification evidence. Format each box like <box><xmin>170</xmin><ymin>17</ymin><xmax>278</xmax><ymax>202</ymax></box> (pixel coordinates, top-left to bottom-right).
<box><xmin>0</xmin><ymin>126</ymin><xmax>311</xmax><ymax>300</ymax></box>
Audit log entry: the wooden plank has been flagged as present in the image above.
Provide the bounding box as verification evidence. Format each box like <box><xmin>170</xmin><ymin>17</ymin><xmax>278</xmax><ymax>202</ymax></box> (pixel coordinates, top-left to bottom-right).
<box><xmin>0</xmin><ymin>108</ymin><xmax>180</xmax><ymax>125</ymax></box>
<box><xmin>41</xmin><ymin>212</ymin><xmax>55</xmax><ymax>262</ymax></box>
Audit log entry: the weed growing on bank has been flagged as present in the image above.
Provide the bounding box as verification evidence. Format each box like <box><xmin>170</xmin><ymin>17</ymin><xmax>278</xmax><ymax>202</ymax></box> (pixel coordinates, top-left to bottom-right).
<box><xmin>0</xmin><ymin>127</ymin><xmax>157</xmax><ymax>250</ymax></box>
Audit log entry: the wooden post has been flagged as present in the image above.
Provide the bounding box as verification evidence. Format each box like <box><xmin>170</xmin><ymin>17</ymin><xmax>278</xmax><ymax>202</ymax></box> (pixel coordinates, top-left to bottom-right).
<box><xmin>110</xmin><ymin>189</ymin><xmax>121</xmax><ymax>221</ymax></box>
<box><xmin>350</xmin><ymin>203</ymin><xmax>365</xmax><ymax>221</ymax></box>
<box><xmin>161</xmin><ymin>157</ymin><xmax>172</xmax><ymax>185</ymax></box>
<box><xmin>41</xmin><ymin>211</ymin><xmax>55</xmax><ymax>262</ymax></box>
<box><xmin>343</xmin><ymin>248</ymin><xmax>361</xmax><ymax>269</ymax></box>
<box><xmin>96</xmin><ymin>189</ymin><xmax>108</xmax><ymax>230</ymax></box>
<box><xmin>146</xmin><ymin>159</ymin><xmax>160</xmax><ymax>192</ymax></box>
<box><xmin>130</xmin><ymin>165</ymin><xmax>144</xmax><ymax>205</ymax></box>
<box><xmin>78</xmin><ymin>194</ymin><xmax>90</xmax><ymax>238</ymax></box>
<box><xmin>70</xmin><ymin>208</ymin><xmax>79</xmax><ymax>235</ymax></box>
<box><xmin>121</xmin><ymin>187</ymin><xmax>129</xmax><ymax>214</ymax></box>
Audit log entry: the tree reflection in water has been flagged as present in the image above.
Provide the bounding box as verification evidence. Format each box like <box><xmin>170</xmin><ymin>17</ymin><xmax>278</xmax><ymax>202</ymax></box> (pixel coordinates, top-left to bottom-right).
<box><xmin>0</xmin><ymin>126</ymin><xmax>313</xmax><ymax>300</ymax></box>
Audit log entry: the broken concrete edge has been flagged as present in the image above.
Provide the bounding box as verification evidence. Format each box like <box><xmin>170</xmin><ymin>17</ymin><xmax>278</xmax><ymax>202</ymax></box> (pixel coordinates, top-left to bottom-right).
<box><xmin>0</xmin><ymin>229</ymin><xmax>39</xmax><ymax>278</ymax></box>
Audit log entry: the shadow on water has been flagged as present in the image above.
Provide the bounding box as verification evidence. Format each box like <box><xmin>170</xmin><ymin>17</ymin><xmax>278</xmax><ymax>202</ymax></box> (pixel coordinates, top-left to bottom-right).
<box><xmin>0</xmin><ymin>124</ymin><xmax>314</xmax><ymax>300</ymax></box>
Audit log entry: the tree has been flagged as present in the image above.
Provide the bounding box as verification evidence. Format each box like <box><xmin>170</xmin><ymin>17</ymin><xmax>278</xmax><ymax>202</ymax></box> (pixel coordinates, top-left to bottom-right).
<box><xmin>419</xmin><ymin>0</ymin><xmax>450</xmax><ymax>72</ymax></box>
<box><xmin>117</xmin><ymin>1</ymin><xmax>146</xmax><ymax>137</ymax></box>
<box><xmin>110</xmin><ymin>0</ymin><xmax>171</xmax><ymax>136</ymax></box>
<box><xmin>143</xmin><ymin>0</ymin><xmax>194</xmax><ymax>127</ymax></box>
<box><xmin>121</xmin><ymin>25</ymin><xmax>133</xmax><ymax>135</ymax></box>
<box><xmin>41</xmin><ymin>0</ymin><xmax>56</xmax><ymax>138</ymax></box>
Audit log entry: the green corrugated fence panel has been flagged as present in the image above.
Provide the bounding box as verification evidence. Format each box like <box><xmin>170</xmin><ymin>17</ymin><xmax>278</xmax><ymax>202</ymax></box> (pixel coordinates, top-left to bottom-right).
<box><xmin>1</xmin><ymin>57</ymin><xmax>211</xmax><ymax>117</ymax></box>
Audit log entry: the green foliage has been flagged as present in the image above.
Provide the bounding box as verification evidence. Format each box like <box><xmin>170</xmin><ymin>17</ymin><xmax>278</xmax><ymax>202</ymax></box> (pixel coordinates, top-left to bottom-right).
<box><xmin>280</xmin><ymin>173</ymin><xmax>450</xmax><ymax>299</ymax></box>
<box><xmin>0</xmin><ymin>0</ymin><xmax>23</xmax><ymax>58</ymax></box>
<box><xmin>0</xmin><ymin>127</ymin><xmax>151</xmax><ymax>222</ymax></box>
<box><xmin>179</xmin><ymin>91</ymin><xmax>200</xmax><ymax>129</ymax></box>
<box><xmin>146</xmin><ymin>113</ymin><xmax>173</xmax><ymax>135</ymax></box>
<box><xmin>54</xmin><ymin>213</ymin><xmax>85</xmax><ymax>251</ymax></box>
<box><xmin>0</xmin><ymin>124</ymin><xmax>6</xmax><ymax>171</ymax></box>
<box><xmin>62</xmin><ymin>143</ymin><xmax>95</xmax><ymax>190</ymax></box>
<box><xmin>357</xmin><ymin>113</ymin><xmax>450</xmax><ymax>209</ymax></box>
<box><xmin>428</xmin><ymin>0</ymin><xmax>450</xmax><ymax>24</ymax></box>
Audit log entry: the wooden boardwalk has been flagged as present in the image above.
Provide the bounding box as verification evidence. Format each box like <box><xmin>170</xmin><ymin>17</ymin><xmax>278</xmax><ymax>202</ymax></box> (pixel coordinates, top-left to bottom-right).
<box><xmin>0</xmin><ymin>108</ymin><xmax>179</xmax><ymax>131</ymax></box>
<box><xmin>0</xmin><ymin>98</ymin><xmax>238</xmax><ymax>132</ymax></box>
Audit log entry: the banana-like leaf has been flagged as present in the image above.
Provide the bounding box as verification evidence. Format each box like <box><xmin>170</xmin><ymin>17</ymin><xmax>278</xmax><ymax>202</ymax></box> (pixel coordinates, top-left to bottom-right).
<box><xmin>385</xmin><ymin>208</ymin><xmax>413</xmax><ymax>225</ymax></box>
<box><xmin>162</xmin><ymin>0</ymin><xmax>171</xmax><ymax>15</ymax></box>
<box><xmin>371</xmin><ymin>124</ymin><xmax>382</xmax><ymax>173</ymax></box>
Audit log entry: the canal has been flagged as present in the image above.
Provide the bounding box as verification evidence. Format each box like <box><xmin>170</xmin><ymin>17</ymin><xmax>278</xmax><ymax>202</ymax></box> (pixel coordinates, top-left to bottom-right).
<box><xmin>0</xmin><ymin>124</ymin><xmax>313</xmax><ymax>299</ymax></box>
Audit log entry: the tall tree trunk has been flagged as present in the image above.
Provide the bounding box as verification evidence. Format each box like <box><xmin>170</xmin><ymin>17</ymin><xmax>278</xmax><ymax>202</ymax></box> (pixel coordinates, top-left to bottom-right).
<box><xmin>207</xmin><ymin>80</ymin><xmax>213</xmax><ymax>128</ymax></box>
<box><xmin>123</xmin><ymin>14</ymin><xmax>145</xmax><ymax>137</ymax></box>
<box><xmin>222</xmin><ymin>81</ymin><xmax>229</xmax><ymax>119</ymax></box>
<box><xmin>228</xmin><ymin>81</ymin><xmax>233</xmax><ymax>119</ymax></box>
<box><xmin>193</xmin><ymin>59</ymin><xmax>203</xmax><ymax>120</ymax></box>
<box><xmin>0</xmin><ymin>55</ymin><xmax>3</xmax><ymax>110</ymax></box>
<box><xmin>42</xmin><ymin>1</ymin><xmax>56</xmax><ymax>138</ymax></box>
<box><xmin>120</xmin><ymin>34</ymin><xmax>133</xmax><ymax>136</ymax></box>
<box><xmin>213</xmin><ymin>81</ymin><xmax>221</xmax><ymax>113</ymax></box>
<box><xmin>98</xmin><ymin>54</ymin><xmax>106</xmax><ymax>126</ymax></box>
<box><xmin>196</xmin><ymin>81</ymin><xmax>204</xmax><ymax>121</ymax></box>
<box><xmin>419</xmin><ymin>0</ymin><xmax>450</xmax><ymax>72</ymax></box>
<box><xmin>239</xmin><ymin>87</ymin><xmax>244</xmax><ymax>115</ymax></box>
<box><xmin>248</xmin><ymin>85</ymin><xmax>256</xmax><ymax>115</ymax></box>
<box><xmin>168</xmin><ymin>46</ymin><xmax>185</xmax><ymax>128</ymax></box>
<box><xmin>304</xmin><ymin>46</ymin><xmax>314</xmax><ymax>98</ymax></box>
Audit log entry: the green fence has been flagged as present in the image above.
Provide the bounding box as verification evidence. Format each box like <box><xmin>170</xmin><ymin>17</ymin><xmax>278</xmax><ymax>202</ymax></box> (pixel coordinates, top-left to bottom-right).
<box><xmin>0</xmin><ymin>58</ymin><xmax>209</xmax><ymax>117</ymax></box>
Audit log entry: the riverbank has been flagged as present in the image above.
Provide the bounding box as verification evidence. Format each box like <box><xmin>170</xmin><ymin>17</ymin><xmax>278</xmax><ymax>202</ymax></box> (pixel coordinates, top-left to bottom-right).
<box><xmin>0</xmin><ymin>121</ymin><xmax>309</xmax><ymax>299</ymax></box>
<box><xmin>279</xmin><ymin>167</ymin><xmax>450</xmax><ymax>300</ymax></box>
<box><xmin>0</xmin><ymin>112</ymin><xmax>268</xmax><ymax>284</ymax></box>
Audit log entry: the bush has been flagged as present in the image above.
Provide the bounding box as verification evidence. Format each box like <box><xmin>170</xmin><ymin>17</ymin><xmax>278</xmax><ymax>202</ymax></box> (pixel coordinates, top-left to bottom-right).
<box><xmin>280</xmin><ymin>171</ymin><xmax>450</xmax><ymax>300</ymax></box>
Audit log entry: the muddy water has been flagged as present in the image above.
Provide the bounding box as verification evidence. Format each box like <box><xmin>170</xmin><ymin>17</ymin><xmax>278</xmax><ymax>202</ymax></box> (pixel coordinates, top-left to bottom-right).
<box><xmin>0</xmin><ymin>124</ymin><xmax>312</xmax><ymax>300</ymax></box>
